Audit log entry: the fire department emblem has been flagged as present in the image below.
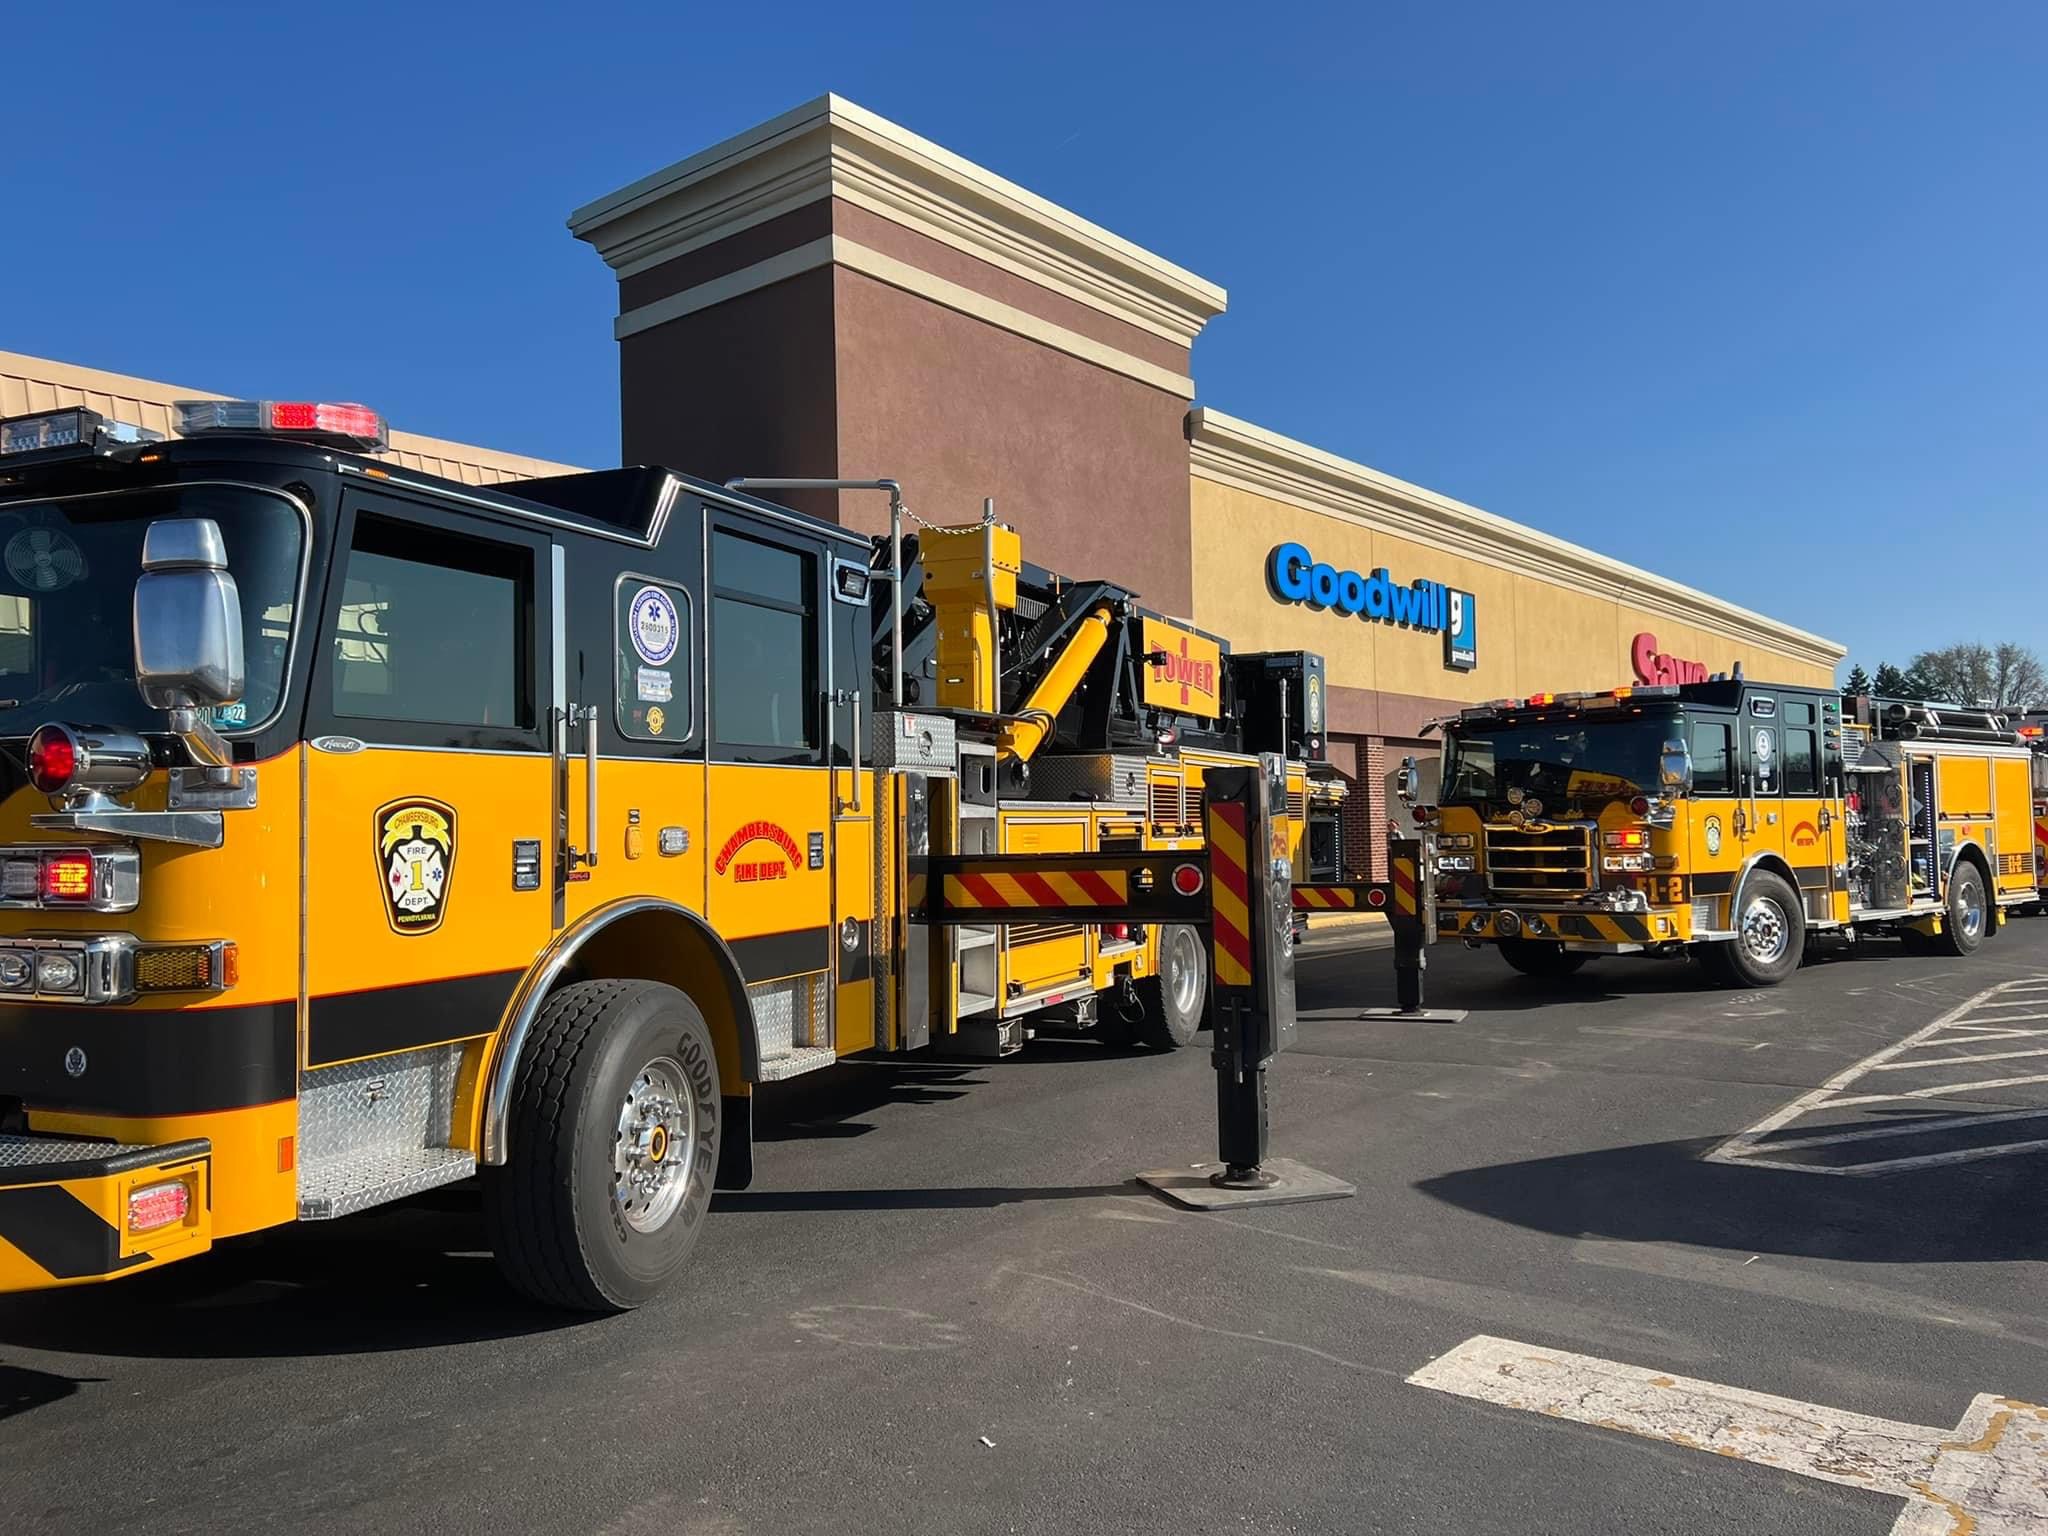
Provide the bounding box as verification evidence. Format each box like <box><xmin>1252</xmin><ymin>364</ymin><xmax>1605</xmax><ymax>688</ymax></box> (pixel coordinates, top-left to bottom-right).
<box><xmin>376</xmin><ymin>798</ymin><xmax>457</xmax><ymax>935</ymax></box>
<box><xmin>1704</xmin><ymin>815</ymin><xmax>1723</xmax><ymax>856</ymax></box>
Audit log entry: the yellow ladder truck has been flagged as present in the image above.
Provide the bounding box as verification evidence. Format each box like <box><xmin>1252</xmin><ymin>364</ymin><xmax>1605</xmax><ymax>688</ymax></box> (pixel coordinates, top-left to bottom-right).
<box><xmin>0</xmin><ymin>402</ymin><xmax>1330</xmax><ymax>1309</ymax></box>
<box><xmin>1421</xmin><ymin>679</ymin><xmax>2040</xmax><ymax>986</ymax></box>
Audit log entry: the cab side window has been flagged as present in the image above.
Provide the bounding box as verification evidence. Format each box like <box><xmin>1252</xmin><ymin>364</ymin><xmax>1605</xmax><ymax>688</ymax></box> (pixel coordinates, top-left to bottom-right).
<box><xmin>330</xmin><ymin>514</ymin><xmax>533</xmax><ymax>729</ymax></box>
<box><xmin>1688</xmin><ymin>718</ymin><xmax>1734</xmax><ymax>794</ymax></box>
<box><xmin>711</xmin><ymin>528</ymin><xmax>816</xmax><ymax>758</ymax></box>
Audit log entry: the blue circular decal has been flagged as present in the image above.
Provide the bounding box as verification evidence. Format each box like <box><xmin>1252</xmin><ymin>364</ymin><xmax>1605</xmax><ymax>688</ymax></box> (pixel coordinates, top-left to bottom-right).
<box><xmin>629</xmin><ymin>585</ymin><xmax>680</xmax><ymax>666</ymax></box>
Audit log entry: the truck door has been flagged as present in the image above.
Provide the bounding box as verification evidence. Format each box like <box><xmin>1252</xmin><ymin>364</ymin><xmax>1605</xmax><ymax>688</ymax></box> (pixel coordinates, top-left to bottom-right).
<box><xmin>1737</xmin><ymin>693</ymin><xmax>1789</xmax><ymax>864</ymax></box>
<box><xmin>303</xmin><ymin>495</ymin><xmax>555</xmax><ymax>1078</ymax></box>
<box><xmin>702</xmin><ymin>517</ymin><xmax>837</xmax><ymax>1074</ymax></box>
<box><xmin>1683</xmin><ymin>710</ymin><xmax>1741</xmax><ymax>931</ymax></box>
<box><xmin>1778</xmin><ymin>697</ymin><xmax>1838</xmax><ymax>922</ymax></box>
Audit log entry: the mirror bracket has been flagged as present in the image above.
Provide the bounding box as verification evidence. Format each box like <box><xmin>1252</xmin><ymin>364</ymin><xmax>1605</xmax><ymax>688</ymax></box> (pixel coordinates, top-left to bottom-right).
<box><xmin>167</xmin><ymin>766</ymin><xmax>257</xmax><ymax>810</ymax></box>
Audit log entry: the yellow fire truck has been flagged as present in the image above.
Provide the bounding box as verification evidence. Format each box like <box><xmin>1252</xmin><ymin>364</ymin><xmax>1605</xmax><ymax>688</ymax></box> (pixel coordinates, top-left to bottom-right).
<box><xmin>0</xmin><ymin>399</ymin><xmax>1337</xmax><ymax>1309</ymax></box>
<box><xmin>1421</xmin><ymin>677</ymin><xmax>2041</xmax><ymax>986</ymax></box>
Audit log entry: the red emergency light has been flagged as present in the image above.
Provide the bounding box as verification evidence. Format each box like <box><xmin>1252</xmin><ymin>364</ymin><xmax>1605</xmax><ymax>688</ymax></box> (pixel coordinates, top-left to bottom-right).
<box><xmin>174</xmin><ymin>398</ymin><xmax>387</xmax><ymax>452</ymax></box>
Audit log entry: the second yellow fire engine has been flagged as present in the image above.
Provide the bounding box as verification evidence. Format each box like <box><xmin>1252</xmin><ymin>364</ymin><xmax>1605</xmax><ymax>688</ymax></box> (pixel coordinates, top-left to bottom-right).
<box><xmin>1421</xmin><ymin>677</ymin><xmax>2041</xmax><ymax>986</ymax></box>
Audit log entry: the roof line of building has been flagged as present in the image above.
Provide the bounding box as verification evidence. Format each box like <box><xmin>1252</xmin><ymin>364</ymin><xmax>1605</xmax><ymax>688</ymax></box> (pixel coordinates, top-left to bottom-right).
<box><xmin>0</xmin><ymin>350</ymin><xmax>584</xmax><ymax>487</ymax></box>
<box><xmin>1187</xmin><ymin>407</ymin><xmax>1846</xmax><ymax>669</ymax></box>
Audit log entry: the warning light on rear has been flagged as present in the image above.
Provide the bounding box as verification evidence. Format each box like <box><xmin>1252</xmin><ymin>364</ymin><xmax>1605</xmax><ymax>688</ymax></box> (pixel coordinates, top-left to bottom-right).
<box><xmin>127</xmin><ymin>1179</ymin><xmax>192</xmax><ymax>1235</ymax></box>
<box><xmin>1171</xmin><ymin>863</ymin><xmax>1204</xmax><ymax>897</ymax></box>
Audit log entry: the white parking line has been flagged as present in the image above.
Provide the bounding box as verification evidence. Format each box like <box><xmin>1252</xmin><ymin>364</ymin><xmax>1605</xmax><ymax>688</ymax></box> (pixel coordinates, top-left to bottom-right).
<box><xmin>1708</xmin><ymin>976</ymin><xmax>2048</xmax><ymax>1175</ymax></box>
<box><xmin>1409</xmin><ymin>1334</ymin><xmax>2048</xmax><ymax>1534</ymax></box>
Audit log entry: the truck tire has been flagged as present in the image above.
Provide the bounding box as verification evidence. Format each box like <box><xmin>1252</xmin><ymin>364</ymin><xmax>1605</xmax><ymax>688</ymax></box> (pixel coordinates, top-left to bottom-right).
<box><xmin>1701</xmin><ymin>870</ymin><xmax>1805</xmax><ymax>987</ymax></box>
<box><xmin>1134</xmin><ymin>924</ymin><xmax>1206</xmax><ymax>1049</ymax></box>
<box><xmin>1497</xmin><ymin>939</ymin><xmax>1587</xmax><ymax>979</ymax></box>
<box><xmin>484</xmin><ymin>979</ymin><xmax>721</xmax><ymax>1312</ymax></box>
<box><xmin>1938</xmin><ymin>863</ymin><xmax>1988</xmax><ymax>956</ymax></box>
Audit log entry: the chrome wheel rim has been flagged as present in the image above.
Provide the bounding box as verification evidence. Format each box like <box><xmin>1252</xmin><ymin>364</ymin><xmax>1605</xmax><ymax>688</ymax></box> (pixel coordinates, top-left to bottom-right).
<box><xmin>1958</xmin><ymin>886</ymin><xmax>1984</xmax><ymax>938</ymax></box>
<box><xmin>1740</xmin><ymin>895</ymin><xmax>1790</xmax><ymax>964</ymax></box>
<box><xmin>613</xmin><ymin>1056</ymin><xmax>695</xmax><ymax>1234</ymax></box>
<box><xmin>1166</xmin><ymin>927</ymin><xmax>1203</xmax><ymax>1018</ymax></box>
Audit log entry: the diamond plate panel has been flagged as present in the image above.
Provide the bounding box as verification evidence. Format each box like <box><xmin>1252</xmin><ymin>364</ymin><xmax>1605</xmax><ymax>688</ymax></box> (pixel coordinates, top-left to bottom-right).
<box><xmin>0</xmin><ymin>1133</ymin><xmax>129</xmax><ymax>1169</ymax></box>
<box><xmin>748</xmin><ymin>972</ymin><xmax>830</xmax><ymax>1061</ymax></box>
<box><xmin>1024</xmin><ymin>753</ymin><xmax>1154</xmax><ymax>809</ymax></box>
<box><xmin>298</xmin><ymin>1146</ymin><xmax>476</xmax><ymax>1221</ymax></box>
<box><xmin>297</xmin><ymin>1042</ymin><xmax>464</xmax><ymax>1172</ymax></box>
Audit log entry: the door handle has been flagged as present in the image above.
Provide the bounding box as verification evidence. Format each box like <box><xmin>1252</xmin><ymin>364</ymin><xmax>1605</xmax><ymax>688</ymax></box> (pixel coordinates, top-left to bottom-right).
<box><xmin>829</xmin><ymin>688</ymin><xmax>863</xmax><ymax>815</ymax></box>
<box><xmin>565</xmin><ymin>703</ymin><xmax>599</xmax><ymax>871</ymax></box>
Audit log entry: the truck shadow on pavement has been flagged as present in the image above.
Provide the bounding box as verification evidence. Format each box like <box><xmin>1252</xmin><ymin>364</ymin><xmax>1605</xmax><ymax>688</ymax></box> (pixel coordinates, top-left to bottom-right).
<box><xmin>0</xmin><ymin>1363</ymin><xmax>94</xmax><ymax>1421</ymax></box>
<box><xmin>1417</xmin><ymin>1135</ymin><xmax>2048</xmax><ymax>1265</ymax></box>
<box><xmin>0</xmin><ymin>1188</ymin><xmax>581</xmax><ymax>1361</ymax></box>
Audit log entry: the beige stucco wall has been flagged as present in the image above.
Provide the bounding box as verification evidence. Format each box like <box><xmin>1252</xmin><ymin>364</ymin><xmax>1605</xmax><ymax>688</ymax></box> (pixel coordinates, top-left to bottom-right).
<box><xmin>1189</xmin><ymin>456</ymin><xmax>1839</xmax><ymax>712</ymax></box>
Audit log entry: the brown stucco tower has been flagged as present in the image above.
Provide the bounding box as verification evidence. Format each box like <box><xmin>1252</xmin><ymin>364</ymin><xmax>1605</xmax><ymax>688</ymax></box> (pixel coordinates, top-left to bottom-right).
<box><xmin>569</xmin><ymin>94</ymin><xmax>1226</xmax><ymax>616</ymax></box>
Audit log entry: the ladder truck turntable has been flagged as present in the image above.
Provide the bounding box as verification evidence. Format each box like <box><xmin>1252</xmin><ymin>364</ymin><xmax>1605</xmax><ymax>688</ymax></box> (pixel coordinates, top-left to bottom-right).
<box><xmin>0</xmin><ymin>398</ymin><xmax>1353</xmax><ymax>1309</ymax></box>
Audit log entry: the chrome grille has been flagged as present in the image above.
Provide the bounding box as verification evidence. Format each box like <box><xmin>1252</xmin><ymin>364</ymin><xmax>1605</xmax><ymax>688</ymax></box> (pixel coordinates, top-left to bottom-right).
<box><xmin>1484</xmin><ymin>823</ymin><xmax>1593</xmax><ymax>897</ymax></box>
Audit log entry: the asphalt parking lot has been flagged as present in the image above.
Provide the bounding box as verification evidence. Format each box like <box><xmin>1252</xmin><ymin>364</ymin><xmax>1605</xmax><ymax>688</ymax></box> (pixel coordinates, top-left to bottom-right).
<box><xmin>4</xmin><ymin>922</ymin><xmax>2046</xmax><ymax>1534</ymax></box>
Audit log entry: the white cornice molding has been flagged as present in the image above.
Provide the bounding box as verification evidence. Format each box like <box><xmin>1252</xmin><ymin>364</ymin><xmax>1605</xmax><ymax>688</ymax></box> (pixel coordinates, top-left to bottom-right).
<box><xmin>569</xmin><ymin>94</ymin><xmax>1227</xmax><ymax>350</ymax></box>
<box><xmin>1188</xmin><ymin>408</ymin><xmax>1845</xmax><ymax>669</ymax></box>
<box><xmin>614</xmin><ymin>236</ymin><xmax>1196</xmax><ymax>399</ymax></box>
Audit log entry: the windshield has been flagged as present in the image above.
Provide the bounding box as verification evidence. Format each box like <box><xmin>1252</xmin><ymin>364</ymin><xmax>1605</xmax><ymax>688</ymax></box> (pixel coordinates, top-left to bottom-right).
<box><xmin>0</xmin><ymin>485</ymin><xmax>303</xmax><ymax>738</ymax></box>
<box><xmin>1441</xmin><ymin>710</ymin><xmax>1679</xmax><ymax>804</ymax></box>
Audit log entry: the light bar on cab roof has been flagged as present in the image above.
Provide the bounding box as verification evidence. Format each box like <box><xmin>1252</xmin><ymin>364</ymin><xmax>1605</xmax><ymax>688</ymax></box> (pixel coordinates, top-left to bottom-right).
<box><xmin>174</xmin><ymin>399</ymin><xmax>388</xmax><ymax>453</ymax></box>
<box><xmin>0</xmin><ymin>407</ymin><xmax>162</xmax><ymax>462</ymax></box>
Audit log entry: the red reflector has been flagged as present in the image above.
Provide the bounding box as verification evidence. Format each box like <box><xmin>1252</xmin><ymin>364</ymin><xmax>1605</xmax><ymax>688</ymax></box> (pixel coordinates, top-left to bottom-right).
<box><xmin>1366</xmin><ymin>887</ymin><xmax>1388</xmax><ymax>908</ymax></box>
<box><xmin>127</xmin><ymin>1179</ymin><xmax>190</xmax><ymax>1234</ymax></box>
<box><xmin>41</xmin><ymin>852</ymin><xmax>93</xmax><ymax>902</ymax></box>
<box><xmin>1171</xmin><ymin>862</ymin><xmax>1204</xmax><ymax>897</ymax></box>
<box><xmin>1628</xmin><ymin>795</ymin><xmax>1651</xmax><ymax>816</ymax></box>
<box><xmin>27</xmin><ymin>725</ymin><xmax>76</xmax><ymax>793</ymax></box>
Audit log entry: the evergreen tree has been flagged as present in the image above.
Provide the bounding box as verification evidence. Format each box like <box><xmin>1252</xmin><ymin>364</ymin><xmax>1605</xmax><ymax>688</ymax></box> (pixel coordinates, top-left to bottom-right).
<box><xmin>1844</xmin><ymin>663</ymin><xmax>1871</xmax><ymax>696</ymax></box>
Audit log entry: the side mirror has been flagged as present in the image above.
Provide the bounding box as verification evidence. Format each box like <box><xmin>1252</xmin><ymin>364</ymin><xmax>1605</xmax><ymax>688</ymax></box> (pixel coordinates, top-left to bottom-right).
<box><xmin>1394</xmin><ymin>755</ymin><xmax>1420</xmax><ymax>807</ymax></box>
<box><xmin>134</xmin><ymin>518</ymin><xmax>245</xmax><ymax>710</ymax></box>
<box><xmin>1659</xmin><ymin>739</ymin><xmax>1692</xmax><ymax>793</ymax></box>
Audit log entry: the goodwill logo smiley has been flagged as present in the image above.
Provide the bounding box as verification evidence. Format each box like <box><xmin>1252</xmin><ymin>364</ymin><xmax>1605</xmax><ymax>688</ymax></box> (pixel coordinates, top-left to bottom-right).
<box><xmin>377</xmin><ymin>798</ymin><xmax>457</xmax><ymax>935</ymax></box>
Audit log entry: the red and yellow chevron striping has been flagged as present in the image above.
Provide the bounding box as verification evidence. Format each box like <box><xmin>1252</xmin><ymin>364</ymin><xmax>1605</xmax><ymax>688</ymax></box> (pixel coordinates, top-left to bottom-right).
<box><xmin>1207</xmin><ymin>799</ymin><xmax>1252</xmax><ymax>987</ymax></box>
<box><xmin>1392</xmin><ymin>855</ymin><xmax>1418</xmax><ymax>918</ymax></box>
<box><xmin>940</xmin><ymin>868</ymin><xmax>1130</xmax><ymax>911</ymax></box>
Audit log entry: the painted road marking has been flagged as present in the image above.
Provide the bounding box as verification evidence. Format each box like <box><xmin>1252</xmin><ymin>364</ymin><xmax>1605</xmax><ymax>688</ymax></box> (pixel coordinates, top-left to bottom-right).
<box><xmin>1409</xmin><ymin>1334</ymin><xmax>2048</xmax><ymax>1534</ymax></box>
<box><xmin>1708</xmin><ymin>976</ymin><xmax>2048</xmax><ymax>1175</ymax></box>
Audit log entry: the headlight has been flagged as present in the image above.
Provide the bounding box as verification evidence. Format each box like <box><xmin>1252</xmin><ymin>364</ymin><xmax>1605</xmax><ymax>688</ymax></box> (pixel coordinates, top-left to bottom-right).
<box><xmin>34</xmin><ymin>951</ymin><xmax>83</xmax><ymax>994</ymax></box>
<box><xmin>1439</xmin><ymin>854</ymin><xmax>1474</xmax><ymax>871</ymax></box>
<box><xmin>0</xmin><ymin>951</ymin><xmax>31</xmax><ymax>990</ymax></box>
<box><xmin>1437</xmin><ymin>833</ymin><xmax>1475</xmax><ymax>851</ymax></box>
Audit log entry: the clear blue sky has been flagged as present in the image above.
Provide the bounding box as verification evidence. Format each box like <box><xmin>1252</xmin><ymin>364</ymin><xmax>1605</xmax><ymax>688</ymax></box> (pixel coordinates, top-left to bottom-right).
<box><xmin>8</xmin><ymin>2</ymin><xmax>2042</xmax><ymax>680</ymax></box>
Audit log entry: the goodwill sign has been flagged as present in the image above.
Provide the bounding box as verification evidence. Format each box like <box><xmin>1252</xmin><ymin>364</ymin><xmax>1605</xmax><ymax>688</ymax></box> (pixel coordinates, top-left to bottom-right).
<box><xmin>1266</xmin><ymin>543</ymin><xmax>1476</xmax><ymax>671</ymax></box>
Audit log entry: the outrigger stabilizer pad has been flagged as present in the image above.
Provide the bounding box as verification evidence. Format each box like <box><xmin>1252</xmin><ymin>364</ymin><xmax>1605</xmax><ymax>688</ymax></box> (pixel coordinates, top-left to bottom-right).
<box><xmin>1354</xmin><ymin>1006</ymin><xmax>1468</xmax><ymax>1023</ymax></box>
<box><xmin>1136</xmin><ymin>1157</ymin><xmax>1357</xmax><ymax>1210</ymax></box>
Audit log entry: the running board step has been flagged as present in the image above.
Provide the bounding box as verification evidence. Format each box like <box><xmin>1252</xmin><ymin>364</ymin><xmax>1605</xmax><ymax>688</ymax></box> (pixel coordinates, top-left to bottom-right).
<box><xmin>298</xmin><ymin>1146</ymin><xmax>475</xmax><ymax>1220</ymax></box>
<box><xmin>756</xmin><ymin>1045</ymin><xmax>835</xmax><ymax>1082</ymax></box>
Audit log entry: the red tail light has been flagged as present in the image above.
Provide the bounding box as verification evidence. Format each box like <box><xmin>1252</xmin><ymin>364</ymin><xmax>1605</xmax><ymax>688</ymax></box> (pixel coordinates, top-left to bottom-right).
<box><xmin>26</xmin><ymin>724</ymin><xmax>77</xmax><ymax>793</ymax></box>
<box><xmin>126</xmin><ymin>1179</ymin><xmax>192</xmax><ymax>1235</ymax></box>
<box><xmin>41</xmin><ymin>852</ymin><xmax>94</xmax><ymax>903</ymax></box>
